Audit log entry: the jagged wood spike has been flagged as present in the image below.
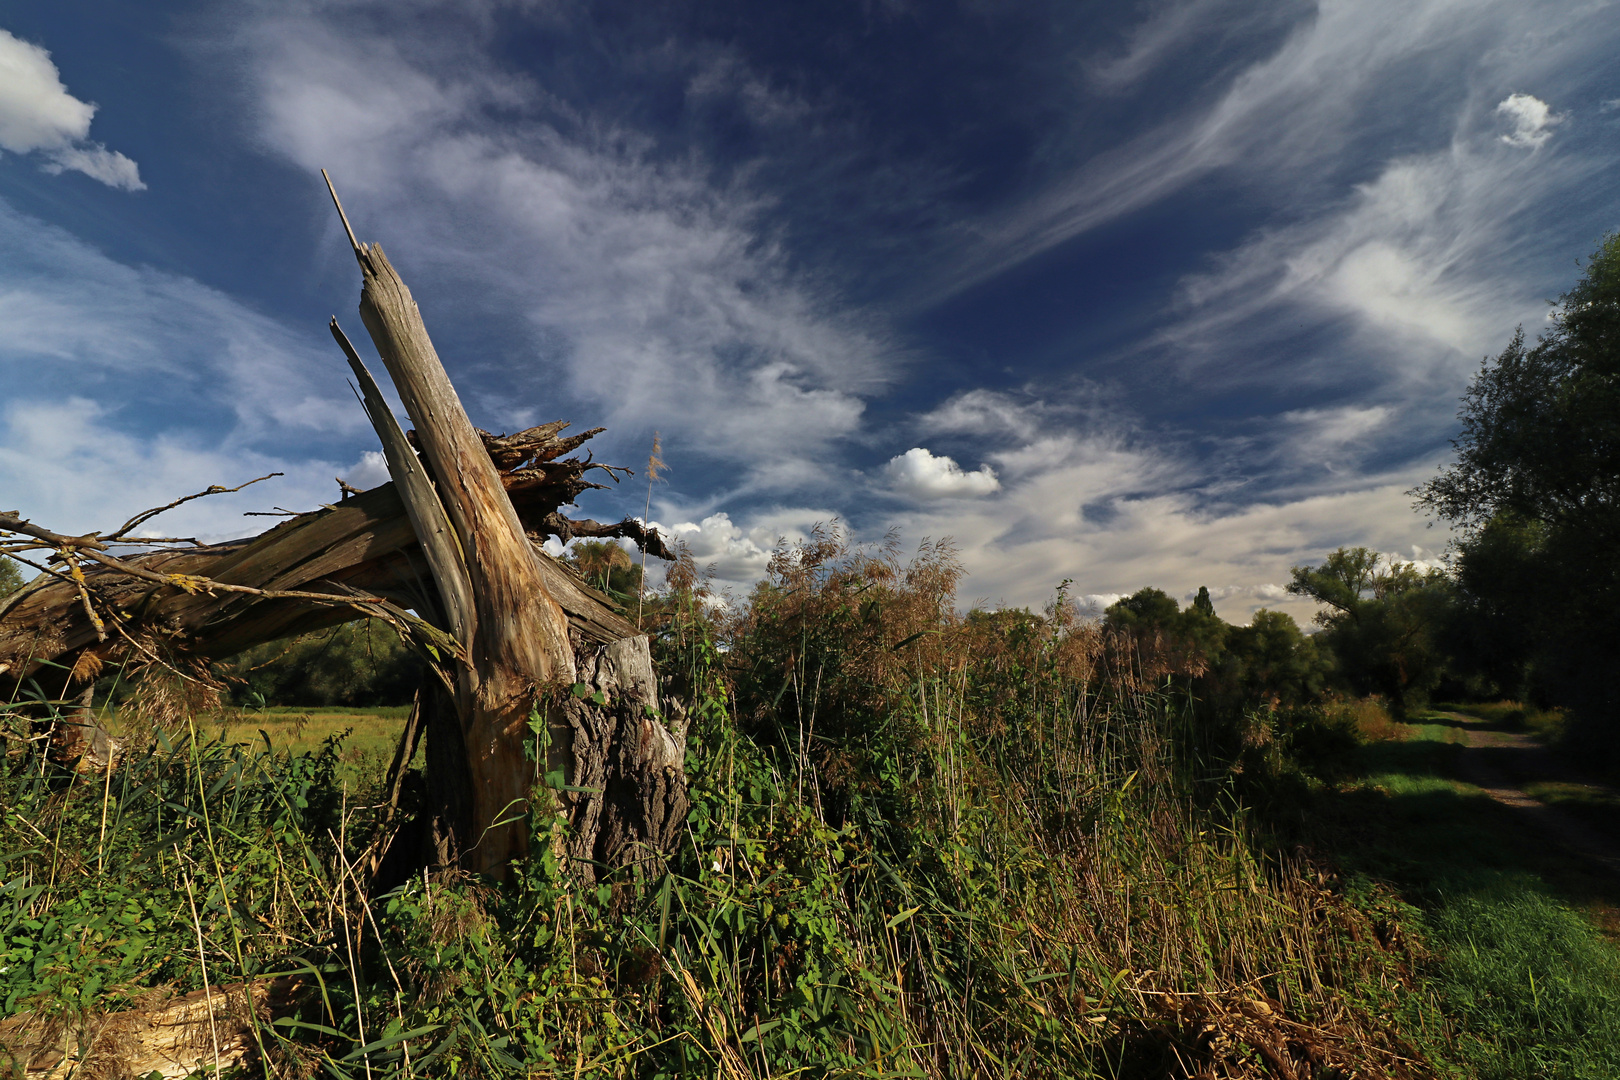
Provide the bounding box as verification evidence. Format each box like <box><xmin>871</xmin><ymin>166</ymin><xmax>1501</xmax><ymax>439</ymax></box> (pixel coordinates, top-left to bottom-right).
<box><xmin>331</xmin><ymin>317</ymin><xmax>474</xmax><ymax>647</ymax></box>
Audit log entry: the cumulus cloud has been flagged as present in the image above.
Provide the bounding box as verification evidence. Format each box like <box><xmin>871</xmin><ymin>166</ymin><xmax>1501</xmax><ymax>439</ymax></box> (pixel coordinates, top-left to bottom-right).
<box><xmin>1496</xmin><ymin>92</ymin><xmax>1563</xmax><ymax>148</ymax></box>
<box><xmin>872</xmin><ymin>397</ymin><xmax>1454</xmax><ymax>626</ymax></box>
<box><xmin>653</xmin><ymin>512</ymin><xmax>773</xmax><ymax>590</ymax></box>
<box><xmin>0</xmin><ymin>29</ymin><xmax>144</xmax><ymax>190</ymax></box>
<box><xmin>885</xmin><ymin>448</ymin><xmax>1000</xmax><ymax>499</ymax></box>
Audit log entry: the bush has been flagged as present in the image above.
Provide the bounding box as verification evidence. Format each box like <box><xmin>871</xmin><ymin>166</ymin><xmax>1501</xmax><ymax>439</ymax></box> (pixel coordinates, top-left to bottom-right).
<box><xmin>0</xmin><ymin>555</ymin><xmax>23</xmax><ymax>599</ymax></box>
<box><xmin>217</xmin><ymin>619</ymin><xmax>422</xmax><ymax>707</ymax></box>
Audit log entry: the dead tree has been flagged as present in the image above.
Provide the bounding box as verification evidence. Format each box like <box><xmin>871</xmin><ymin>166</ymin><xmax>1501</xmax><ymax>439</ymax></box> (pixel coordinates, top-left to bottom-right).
<box><xmin>0</xmin><ymin>187</ymin><xmax>687</xmax><ymax>882</ymax></box>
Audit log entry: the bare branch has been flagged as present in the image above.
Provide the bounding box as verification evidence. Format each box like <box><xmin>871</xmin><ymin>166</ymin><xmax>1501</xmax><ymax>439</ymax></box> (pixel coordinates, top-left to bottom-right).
<box><xmin>322</xmin><ymin>168</ymin><xmax>366</xmax><ymax>263</ymax></box>
<box><xmin>110</xmin><ymin>473</ymin><xmax>283</xmax><ymax>541</ymax></box>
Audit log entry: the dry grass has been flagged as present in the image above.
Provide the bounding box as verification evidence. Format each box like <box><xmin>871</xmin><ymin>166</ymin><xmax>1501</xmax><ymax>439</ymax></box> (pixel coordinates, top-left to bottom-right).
<box><xmin>1331</xmin><ymin>696</ymin><xmax>1402</xmax><ymax>743</ymax></box>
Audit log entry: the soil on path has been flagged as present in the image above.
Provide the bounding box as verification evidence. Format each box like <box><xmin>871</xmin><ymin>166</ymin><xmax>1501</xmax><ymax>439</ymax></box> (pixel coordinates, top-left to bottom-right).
<box><xmin>1431</xmin><ymin>710</ymin><xmax>1620</xmax><ymax>877</ymax></box>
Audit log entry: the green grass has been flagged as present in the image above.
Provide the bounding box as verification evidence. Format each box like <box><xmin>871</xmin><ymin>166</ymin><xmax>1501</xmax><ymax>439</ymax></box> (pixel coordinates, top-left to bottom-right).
<box><xmin>1327</xmin><ymin>715</ymin><xmax>1620</xmax><ymax>1078</ymax></box>
<box><xmin>1433</xmin><ymin>700</ymin><xmax>1567</xmax><ymax>741</ymax></box>
<box><xmin>102</xmin><ymin>702</ymin><xmax>414</xmax><ymax>789</ymax></box>
<box><xmin>219</xmin><ymin>704</ymin><xmax>414</xmax><ymax>788</ymax></box>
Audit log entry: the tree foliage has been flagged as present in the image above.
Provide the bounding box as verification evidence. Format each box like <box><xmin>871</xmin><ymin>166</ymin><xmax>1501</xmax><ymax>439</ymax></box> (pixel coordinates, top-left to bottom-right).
<box><xmin>0</xmin><ymin>556</ymin><xmax>21</xmax><ymax>599</ymax></box>
<box><xmin>217</xmin><ymin>620</ymin><xmax>422</xmax><ymax>708</ymax></box>
<box><xmin>1416</xmin><ymin>233</ymin><xmax>1620</xmax><ymax>738</ymax></box>
<box><xmin>1286</xmin><ymin>547</ymin><xmax>1449</xmax><ymax>715</ymax></box>
<box><xmin>1103</xmin><ymin>586</ymin><xmax>1328</xmax><ymax>714</ymax></box>
<box><xmin>565</xmin><ymin>539</ymin><xmax>642</xmax><ymax>601</ymax></box>
<box><xmin>1417</xmin><ymin>233</ymin><xmax>1620</xmax><ymax>539</ymax></box>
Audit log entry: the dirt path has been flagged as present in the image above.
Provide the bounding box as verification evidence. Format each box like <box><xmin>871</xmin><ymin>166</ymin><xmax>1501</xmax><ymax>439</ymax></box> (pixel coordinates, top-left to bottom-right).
<box><xmin>1435</xmin><ymin>711</ymin><xmax>1620</xmax><ymax>877</ymax></box>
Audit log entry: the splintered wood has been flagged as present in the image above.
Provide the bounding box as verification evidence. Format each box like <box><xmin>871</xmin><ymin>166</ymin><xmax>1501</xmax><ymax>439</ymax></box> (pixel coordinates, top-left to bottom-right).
<box><xmin>0</xmin><ymin>980</ymin><xmax>291</xmax><ymax>1080</ymax></box>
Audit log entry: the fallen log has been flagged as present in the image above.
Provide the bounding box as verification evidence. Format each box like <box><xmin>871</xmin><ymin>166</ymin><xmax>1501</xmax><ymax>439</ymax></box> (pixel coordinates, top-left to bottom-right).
<box><xmin>0</xmin><ymin>979</ymin><xmax>296</xmax><ymax>1080</ymax></box>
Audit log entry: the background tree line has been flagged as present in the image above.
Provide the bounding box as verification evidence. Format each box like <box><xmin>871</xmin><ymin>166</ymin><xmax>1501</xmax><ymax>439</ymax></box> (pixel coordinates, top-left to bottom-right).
<box><xmin>11</xmin><ymin>234</ymin><xmax>1612</xmax><ymax>766</ymax></box>
<box><xmin>1111</xmin><ymin>233</ymin><xmax>1620</xmax><ymax>765</ymax></box>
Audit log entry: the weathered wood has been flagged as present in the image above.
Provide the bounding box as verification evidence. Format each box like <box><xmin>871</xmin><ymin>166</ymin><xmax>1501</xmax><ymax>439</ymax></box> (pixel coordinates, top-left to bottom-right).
<box><xmin>0</xmin><ymin>485</ymin><xmax>635</xmax><ymax>684</ymax></box>
<box><xmin>3</xmin><ymin>190</ymin><xmax>689</xmax><ymax>884</ymax></box>
<box><xmin>332</xmin><ymin>318</ymin><xmax>474</xmax><ymax>645</ymax></box>
<box><xmin>0</xmin><ymin>978</ymin><xmax>295</xmax><ymax>1080</ymax></box>
<box><xmin>355</xmin><ymin>242</ymin><xmax>578</xmax><ymax>875</ymax></box>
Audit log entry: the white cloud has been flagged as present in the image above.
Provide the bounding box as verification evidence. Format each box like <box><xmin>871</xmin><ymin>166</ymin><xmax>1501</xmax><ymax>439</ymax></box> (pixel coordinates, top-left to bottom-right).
<box><xmin>0</xmin><ymin>398</ymin><xmax>354</xmax><ymax>543</ymax></box>
<box><xmin>1185</xmin><ymin>583</ymin><xmax>1291</xmax><ymax>619</ymax></box>
<box><xmin>1277</xmin><ymin>405</ymin><xmax>1391</xmax><ymax>471</ymax></box>
<box><xmin>342</xmin><ymin>450</ymin><xmax>392</xmax><ymax>490</ymax></box>
<box><xmin>1158</xmin><ymin>113</ymin><xmax>1593</xmax><ymax>397</ymax></box>
<box><xmin>1495</xmin><ymin>92</ymin><xmax>1562</xmax><ymax>149</ymax></box>
<box><xmin>0</xmin><ymin>199</ymin><xmax>361</xmax><ymax>442</ymax></box>
<box><xmin>39</xmin><ymin>142</ymin><xmax>143</xmax><ymax>189</ymax></box>
<box><xmin>919</xmin><ymin>461</ymin><xmax>1448</xmax><ymax>627</ymax></box>
<box><xmin>1281</xmin><ymin>405</ymin><xmax>1389</xmax><ymax>447</ymax></box>
<box><xmin>870</xmin><ymin>399</ymin><xmax>1454</xmax><ymax>625</ymax></box>
<box><xmin>229</xmin><ymin>13</ymin><xmax>889</xmax><ymax>487</ymax></box>
<box><xmin>939</xmin><ymin>0</ymin><xmax>1612</xmax><ymax>300</ymax></box>
<box><xmin>665</xmin><ymin>512</ymin><xmax>774</xmax><ymax>586</ymax></box>
<box><xmin>675</xmin><ymin>428</ymin><xmax>1447</xmax><ymax>626</ymax></box>
<box><xmin>885</xmin><ymin>448</ymin><xmax>1000</xmax><ymax>499</ymax></box>
<box><xmin>919</xmin><ymin>388</ymin><xmax>1065</xmax><ymax>441</ymax></box>
<box><xmin>1086</xmin><ymin>0</ymin><xmax>1290</xmax><ymax>93</ymax></box>
<box><xmin>0</xmin><ymin>29</ymin><xmax>144</xmax><ymax>190</ymax></box>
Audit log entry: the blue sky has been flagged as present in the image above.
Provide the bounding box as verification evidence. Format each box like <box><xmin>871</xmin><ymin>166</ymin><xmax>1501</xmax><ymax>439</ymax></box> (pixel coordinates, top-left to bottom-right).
<box><xmin>1</xmin><ymin>0</ymin><xmax>1617</xmax><ymax>624</ymax></box>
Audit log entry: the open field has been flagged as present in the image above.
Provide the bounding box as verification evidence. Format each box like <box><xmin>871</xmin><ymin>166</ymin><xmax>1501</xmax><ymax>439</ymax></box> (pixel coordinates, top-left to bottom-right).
<box><xmin>95</xmin><ymin>703</ymin><xmax>416</xmax><ymax>790</ymax></box>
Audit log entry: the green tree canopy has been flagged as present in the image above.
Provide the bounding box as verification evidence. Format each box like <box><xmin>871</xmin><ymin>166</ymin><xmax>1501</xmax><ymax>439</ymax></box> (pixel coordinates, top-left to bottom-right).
<box><xmin>1287</xmin><ymin>547</ymin><xmax>1450</xmax><ymax>714</ymax></box>
<box><xmin>219</xmin><ymin>620</ymin><xmax>421</xmax><ymax>708</ymax></box>
<box><xmin>1415</xmin><ymin>233</ymin><xmax>1620</xmax><ymax>734</ymax></box>
<box><xmin>1191</xmin><ymin>586</ymin><xmax>1215</xmax><ymax>618</ymax></box>
<box><xmin>0</xmin><ymin>556</ymin><xmax>22</xmax><ymax>599</ymax></box>
<box><xmin>1286</xmin><ymin>548</ymin><xmax>1435</xmax><ymax>628</ymax></box>
<box><xmin>1417</xmin><ymin>233</ymin><xmax>1620</xmax><ymax>540</ymax></box>
<box><xmin>1220</xmin><ymin>609</ymin><xmax>1326</xmax><ymax>707</ymax></box>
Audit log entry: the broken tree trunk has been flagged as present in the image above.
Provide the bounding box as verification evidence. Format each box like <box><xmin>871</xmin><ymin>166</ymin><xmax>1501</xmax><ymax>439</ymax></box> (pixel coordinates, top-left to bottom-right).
<box><xmin>350</xmin><ymin>237</ymin><xmax>575</xmax><ymax>874</ymax></box>
<box><xmin>1</xmin><ymin>199</ymin><xmax>688</xmax><ymax>882</ymax></box>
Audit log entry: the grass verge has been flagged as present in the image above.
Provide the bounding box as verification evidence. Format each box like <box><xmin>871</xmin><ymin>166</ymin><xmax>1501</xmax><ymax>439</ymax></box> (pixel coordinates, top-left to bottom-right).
<box><xmin>1322</xmin><ymin>711</ymin><xmax>1620</xmax><ymax>1078</ymax></box>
